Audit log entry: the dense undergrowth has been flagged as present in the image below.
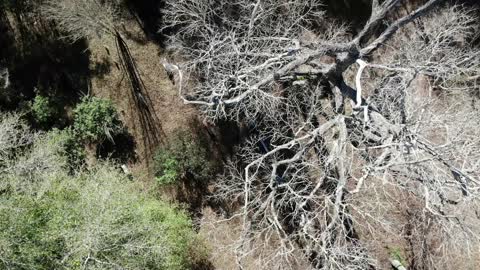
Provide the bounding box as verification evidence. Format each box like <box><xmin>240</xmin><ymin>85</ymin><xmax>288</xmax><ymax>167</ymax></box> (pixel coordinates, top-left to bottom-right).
<box><xmin>0</xmin><ymin>113</ymin><xmax>208</xmax><ymax>269</ymax></box>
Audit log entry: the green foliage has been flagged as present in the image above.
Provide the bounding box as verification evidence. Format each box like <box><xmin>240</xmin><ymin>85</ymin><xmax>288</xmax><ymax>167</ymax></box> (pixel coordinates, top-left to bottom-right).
<box><xmin>154</xmin><ymin>131</ymin><xmax>214</xmax><ymax>186</ymax></box>
<box><xmin>0</xmin><ymin>114</ymin><xmax>208</xmax><ymax>269</ymax></box>
<box><xmin>156</xmin><ymin>156</ymin><xmax>181</xmax><ymax>185</ymax></box>
<box><xmin>389</xmin><ymin>246</ymin><xmax>407</xmax><ymax>267</ymax></box>
<box><xmin>73</xmin><ymin>96</ymin><xmax>123</xmax><ymax>142</ymax></box>
<box><xmin>31</xmin><ymin>95</ymin><xmax>60</xmax><ymax>128</ymax></box>
<box><xmin>0</xmin><ymin>167</ymin><xmax>201</xmax><ymax>269</ymax></box>
<box><xmin>0</xmin><ymin>196</ymin><xmax>66</xmax><ymax>268</ymax></box>
<box><xmin>47</xmin><ymin>128</ymin><xmax>85</xmax><ymax>171</ymax></box>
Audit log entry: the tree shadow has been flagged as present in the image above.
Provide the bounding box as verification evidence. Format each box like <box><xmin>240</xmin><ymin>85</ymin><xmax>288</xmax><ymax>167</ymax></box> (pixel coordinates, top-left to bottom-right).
<box><xmin>124</xmin><ymin>0</ymin><xmax>167</xmax><ymax>46</ymax></box>
<box><xmin>191</xmin><ymin>260</ymin><xmax>215</xmax><ymax>270</ymax></box>
<box><xmin>112</xmin><ymin>32</ymin><xmax>167</xmax><ymax>167</ymax></box>
<box><xmin>322</xmin><ymin>0</ymin><xmax>372</xmax><ymax>34</ymax></box>
<box><xmin>90</xmin><ymin>57</ymin><xmax>112</xmax><ymax>80</ymax></box>
<box><xmin>0</xmin><ymin>6</ymin><xmax>90</xmax><ymax>111</ymax></box>
<box><xmin>171</xmin><ymin>118</ymin><xmax>247</xmax><ymax>227</ymax></box>
<box><xmin>97</xmin><ymin>131</ymin><xmax>137</xmax><ymax>164</ymax></box>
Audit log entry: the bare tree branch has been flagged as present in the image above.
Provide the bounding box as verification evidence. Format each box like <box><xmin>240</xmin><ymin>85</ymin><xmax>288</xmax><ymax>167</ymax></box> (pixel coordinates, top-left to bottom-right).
<box><xmin>164</xmin><ymin>1</ymin><xmax>480</xmax><ymax>268</ymax></box>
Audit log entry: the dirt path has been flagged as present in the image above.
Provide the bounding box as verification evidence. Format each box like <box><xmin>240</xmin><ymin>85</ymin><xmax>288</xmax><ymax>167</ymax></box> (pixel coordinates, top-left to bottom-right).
<box><xmin>89</xmin><ymin>20</ymin><xmax>198</xmax><ymax>177</ymax></box>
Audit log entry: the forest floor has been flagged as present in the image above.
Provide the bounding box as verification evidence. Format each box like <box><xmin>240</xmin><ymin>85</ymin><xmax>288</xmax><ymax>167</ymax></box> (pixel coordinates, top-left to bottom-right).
<box><xmin>89</xmin><ymin>20</ymin><xmax>196</xmax><ymax>176</ymax></box>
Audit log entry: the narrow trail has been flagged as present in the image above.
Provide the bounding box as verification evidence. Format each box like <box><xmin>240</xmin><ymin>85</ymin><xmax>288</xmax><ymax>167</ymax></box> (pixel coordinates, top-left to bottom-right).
<box><xmin>89</xmin><ymin>20</ymin><xmax>197</xmax><ymax>174</ymax></box>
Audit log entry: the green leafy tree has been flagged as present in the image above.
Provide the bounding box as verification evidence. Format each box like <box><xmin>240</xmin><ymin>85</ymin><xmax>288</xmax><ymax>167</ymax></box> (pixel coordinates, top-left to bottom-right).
<box><xmin>0</xmin><ymin>167</ymin><xmax>201</xmax><ymax>269</ymax></box>
<box><xmin>73</xmin><ymin>96</ymin><xmax>123</xmax><ymax>143</ymax></box>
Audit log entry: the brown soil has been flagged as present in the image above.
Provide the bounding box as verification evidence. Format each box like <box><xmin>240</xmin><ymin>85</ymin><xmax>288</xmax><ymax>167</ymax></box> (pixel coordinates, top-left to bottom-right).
<box><xmin>89</xmin><ymin>20</ymin><xmax>198</xmax><ymax>179</ymax></box>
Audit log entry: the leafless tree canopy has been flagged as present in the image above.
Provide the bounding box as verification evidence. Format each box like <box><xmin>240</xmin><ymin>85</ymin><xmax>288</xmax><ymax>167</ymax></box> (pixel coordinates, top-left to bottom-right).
<box><xmin>164</xmin><ymin>0</ymin><xmax>480</xmax><ymax>269</ymax></box>
<box><xmin>42</xmin><ymin>0</ymin><xmax>118</xmax><ymax>42</ymax></box>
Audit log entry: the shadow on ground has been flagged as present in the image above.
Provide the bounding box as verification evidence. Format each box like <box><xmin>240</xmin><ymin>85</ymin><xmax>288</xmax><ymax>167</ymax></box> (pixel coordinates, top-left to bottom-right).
<box><xmin>0</xmin><ymin>7</ymin><xmax>90</xmax><ymax>111</ymax></box>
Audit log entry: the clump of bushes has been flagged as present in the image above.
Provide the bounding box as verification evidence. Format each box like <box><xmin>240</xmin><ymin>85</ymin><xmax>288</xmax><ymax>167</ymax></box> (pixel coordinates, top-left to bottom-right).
<box><xmin>29</xmin><ymin>95</ymin><xmax>125</xmax><ymax>169</ymax></box>
<box><xmin>73</xmin><ymin>96</ymin><xmax>123</xmax><ymax>142</ymax></box>
<box><xmin>1</xmin><ymin>164</ymin><xmax>204</xmax><ymax>269</ymax></box>
<box><xmin>0</xmin><ymin>113</ymin><xmax>208</xmax><ymax>269</ymax></box>
<box><xmin>47</xmin><ymin>127</ymin><xmax>86</xmax><ymax>171</ymax></box>
<box><xmin>154</xmin><ymin>131</ymin><xmax>214</xmax><ymax>185</ymax></box>
<box><xmin>31</xmin><ymin>95</ymin><xmax>61</xmax><ymax>128</ymax></box>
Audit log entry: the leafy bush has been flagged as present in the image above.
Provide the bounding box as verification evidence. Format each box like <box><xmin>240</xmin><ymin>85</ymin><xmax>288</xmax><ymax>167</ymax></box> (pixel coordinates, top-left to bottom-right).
<box><xmin>47</xmin><ymin>128</ymin><xmax>86</xmax><ymax>171</ymax></box>
<box><xmin>73</xmin><ymin>96</ymin><xmax>123</xmax><ymax>142</ymax></box>
<box><xmin>154</xmin><ymin>131</ymin><xmax>214</xmax><ymax>185</ymax></box>
<box><xmin>156</xmin><ymin>156</ymin><xmax>181</xmax><ymax>185</ymax></box>
<box><xmin>31</xmin><ymin>95</ymin><xmax>60</xmax><ymax>128</ymax></box>
<box><xmin>0</xmin><ymin>115</ymin><xmax>207</xmax><ymax>269</ymax></box>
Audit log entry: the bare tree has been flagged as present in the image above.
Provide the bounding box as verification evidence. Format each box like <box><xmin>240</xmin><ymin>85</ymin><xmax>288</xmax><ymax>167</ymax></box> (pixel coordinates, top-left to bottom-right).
<box><xmin>42</xmin><ymin>0</ymin><xmax>118</xmax><ymax>43</ymax></box>
<box><xmin>0</xmin><ymin>113</ymin><xmax>37</xmax><ymax>170</ymax></box>
<box><xmin>164</xmin><ymin>0</ymin><xmax>480</xmax><ymax>269</ymax></box>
